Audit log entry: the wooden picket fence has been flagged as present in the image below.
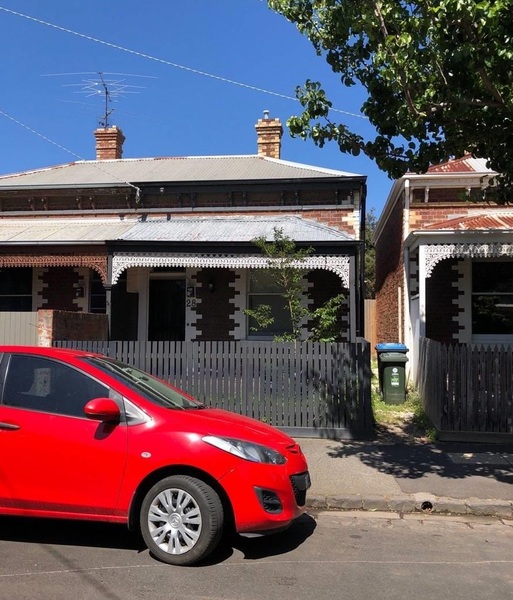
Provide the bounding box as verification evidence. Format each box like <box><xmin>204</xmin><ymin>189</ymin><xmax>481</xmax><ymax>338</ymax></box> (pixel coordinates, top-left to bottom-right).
<box><xmin>417</xmin><ymin>337</ymin><xmax>513</xmax><ymax>441</ymax></box>
<box><xmin>55</xmin><ymin>340</ymin><xmax>373</xmax><ymax>439</ymax></box>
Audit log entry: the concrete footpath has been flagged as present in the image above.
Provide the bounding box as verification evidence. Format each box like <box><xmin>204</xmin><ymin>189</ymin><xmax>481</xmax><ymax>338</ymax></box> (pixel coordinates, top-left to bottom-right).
<box><xmin>299</xmin><ymin>437</ymin><xmax>513</xmax><ymax>518</ymax></box>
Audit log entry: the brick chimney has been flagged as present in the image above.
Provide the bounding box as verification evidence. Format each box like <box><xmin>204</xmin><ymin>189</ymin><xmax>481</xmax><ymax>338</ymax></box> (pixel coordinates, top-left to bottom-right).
<box><xmin>94</xmin><ymin>126</ymin><xmax>125</xmax><ymax>160</ymax></box>
<box><xmin>255</xmin><ymin>110</ymin><xmax>283</xmax><ymax>159</ymax></box>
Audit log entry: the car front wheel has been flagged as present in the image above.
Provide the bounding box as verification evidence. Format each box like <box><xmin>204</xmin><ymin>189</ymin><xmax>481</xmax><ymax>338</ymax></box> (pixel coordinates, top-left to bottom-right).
<box><xmin>140</xmin><ymin>475</ymin><xmax>224</xmax><ymax>566</ymax></box>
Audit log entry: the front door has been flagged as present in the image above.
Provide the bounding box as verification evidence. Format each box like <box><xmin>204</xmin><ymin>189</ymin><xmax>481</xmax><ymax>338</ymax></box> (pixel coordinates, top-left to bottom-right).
<box><xmin>148</xmin><ymin>278</ymin><xmax>186</xmax><ymax>341</ymax></box>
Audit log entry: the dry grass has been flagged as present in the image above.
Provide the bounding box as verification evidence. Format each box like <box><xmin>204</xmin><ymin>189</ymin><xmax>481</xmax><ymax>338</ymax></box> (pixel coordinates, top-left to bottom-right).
<box><xmin>371</xmin><ymin>369</ymin><xmax>436</xmax><ymax>443</ymax></box>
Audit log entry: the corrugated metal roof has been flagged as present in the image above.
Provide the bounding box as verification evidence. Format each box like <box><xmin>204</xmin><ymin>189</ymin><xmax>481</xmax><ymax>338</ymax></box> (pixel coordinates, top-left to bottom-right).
<box><xmin>120</xmin><ymin>216</ymin><xmax>353</xmax><ymax>242</ymax></box>
<box><xmin>0</xmin><ymin>219</ymin><xmax>134</xmax><ymax>242</ymax></box>
<box><xmin>426</xmin><ymin>213</ymin><xmax>513</xmax><ymax>230</ymax></box>
<box><xmin>0</xmin><ymin>215</ymin><xmax>352</xmax><ymax>243</ymax></box>
<box><xmin>0</xmin><ymin>155</ymin><xmax>363</xmax><ymax>190</ymax></box>
<box><xmin>427</xmin><ymin>155</ymin><xmax>494</xmax><ymax>173</ymax></box>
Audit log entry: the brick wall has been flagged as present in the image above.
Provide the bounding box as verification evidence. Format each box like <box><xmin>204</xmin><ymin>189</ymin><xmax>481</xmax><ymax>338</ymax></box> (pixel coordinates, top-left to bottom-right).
<box><xmin>375</xmin><ymin>194</ymin><xmax>404</xmax><ymax>342</ymax></box>
<box><xmin>409</xmin><ymin>203</ymin><xmax>490</xmax><ymax>229</ymax></box>
<box><xmin>38</xmin><ymin>309</ymin><xmax>108</xmax><ymax>346</ymax></box>
<box><xmin>40</xmin><ymin>267</ymin><xmax>81</xmax><ymax>311</ymax></box>
<box><xmin>194</xmin><ymin>268</ymin><xmax>237</xmax><ymax>340</ymax></box>
<box><xmin>426</xmin><ymin>258</ymin><xmax>461</xmax><ymax>342</ymax></box>
<box><xmin>142</xmin><ymin>208</ymin><xmax>360</xmax><ymax>238</ymax></box>
<box><xmin>375</xmin><ymin>268</ymin><xmax>403</xmax><ymax>342</ymax></box>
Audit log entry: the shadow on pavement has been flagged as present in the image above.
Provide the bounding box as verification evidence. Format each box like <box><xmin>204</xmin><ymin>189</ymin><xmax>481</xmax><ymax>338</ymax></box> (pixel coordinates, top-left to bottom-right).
<box><xmin>231</xmin><ymin>513</ymin><xmax>316</xmax><ymax>560</ymax></box>
<box><xmin>0</xmin><ymin>515</ymin><xmax>145</xmax><ymax>550</ymax></box>
<box><xmin>0</xmin><ymin>513</ymin><xmax>317</xmax><ymax>566</ymax></box>
<box><xmin>201</xmin><ymin>513</ymin><xmax>316</xmax><ymax>565</ymax></box>
<box><xmin>326</xmin><ymin>437</ymin><xmax>513</xmax><ymax>485</ymax></box>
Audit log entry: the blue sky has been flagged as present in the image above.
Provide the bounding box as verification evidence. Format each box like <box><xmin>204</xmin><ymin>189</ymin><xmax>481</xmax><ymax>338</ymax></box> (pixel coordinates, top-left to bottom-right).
<box><xmin>0</xmin><ymin>1</ymin><xmax>392</xmax><ymax>215</ymax></box>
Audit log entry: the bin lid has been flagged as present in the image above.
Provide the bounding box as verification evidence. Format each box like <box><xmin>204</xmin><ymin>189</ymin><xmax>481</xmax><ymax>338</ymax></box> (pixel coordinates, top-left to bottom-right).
<box><xmin>379</xmin><ymin>352</ymin><xmax>409</xmax><ymax>362</ymax></box>
<box><xmin>375</xmin><ymin>342</ymin><xmax>408</xmax><ymax>352</ymax></box>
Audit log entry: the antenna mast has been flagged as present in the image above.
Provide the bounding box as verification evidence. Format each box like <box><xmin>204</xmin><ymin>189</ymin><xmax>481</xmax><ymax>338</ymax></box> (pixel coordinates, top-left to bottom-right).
<box><xmin>98</xmin><ymin>72</ymin><xmax>113</xmax><ymax>128</ymax></box>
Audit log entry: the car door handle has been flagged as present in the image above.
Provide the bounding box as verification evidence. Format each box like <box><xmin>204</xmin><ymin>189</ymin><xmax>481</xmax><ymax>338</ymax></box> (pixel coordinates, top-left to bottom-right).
<box><xmin>0</xmin><ymin>422</ymin><xmax>20</xmax><ymax>431</ymax></box>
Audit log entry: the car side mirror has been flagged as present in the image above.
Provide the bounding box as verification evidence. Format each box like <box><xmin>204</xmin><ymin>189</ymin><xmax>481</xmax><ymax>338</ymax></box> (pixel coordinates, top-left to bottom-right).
<box><xmin>84</xmin><ymin>398</ymin><xmax>121</xmax><ymax>423</ymax></box>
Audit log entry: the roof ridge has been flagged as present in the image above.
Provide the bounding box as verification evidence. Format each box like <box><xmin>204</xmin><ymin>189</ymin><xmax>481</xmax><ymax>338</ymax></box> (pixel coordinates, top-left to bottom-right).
<box><xmin>75</xmin><ymin>154</ymin><xmax>260</xmax><ymax>165</ymax></box>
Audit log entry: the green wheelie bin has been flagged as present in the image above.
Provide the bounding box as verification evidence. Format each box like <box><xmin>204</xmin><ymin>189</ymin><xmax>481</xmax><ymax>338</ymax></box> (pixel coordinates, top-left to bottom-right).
<box><xmin>375</xmin><ymin>343</ymin><xmax>409</xmax><ymax>404</ymax></box>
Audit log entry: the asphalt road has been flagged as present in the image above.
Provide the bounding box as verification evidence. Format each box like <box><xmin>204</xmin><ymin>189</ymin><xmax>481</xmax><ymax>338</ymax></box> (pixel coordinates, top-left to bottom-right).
<box><xmin>1</xmin><ymin>511</ymin><xmax>513</xmax><ymax>600</ymax></box>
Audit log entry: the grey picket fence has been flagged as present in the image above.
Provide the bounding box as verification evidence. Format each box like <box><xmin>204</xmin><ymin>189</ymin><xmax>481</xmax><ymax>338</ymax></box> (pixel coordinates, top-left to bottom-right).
<box><xmin>417</xmin><ymin>337</ymin><xmax>513</xmax><ymax>441</ymax></box>
<box><xmin>55</xmin><ymin>340</ymin><xmax>372</xmax><ymax>439</ymax></box>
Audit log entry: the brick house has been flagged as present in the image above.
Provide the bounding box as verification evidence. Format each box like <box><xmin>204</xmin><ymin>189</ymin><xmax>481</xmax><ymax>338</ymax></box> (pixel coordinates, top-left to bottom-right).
<box><xmin>0</xmin><ymin>113</ymin><xmax>367</xmax><ymax>343</ymax></box>
<box><xmin>374</xmin><ymin>155</ymin><xmax>513</xmax><ymax>371</ymax></box>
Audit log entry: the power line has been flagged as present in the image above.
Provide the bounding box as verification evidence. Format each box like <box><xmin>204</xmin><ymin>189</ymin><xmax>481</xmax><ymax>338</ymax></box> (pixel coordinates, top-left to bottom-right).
<box><xmin>0</xmin><ymin>108</ymin><xmax>141</xmax><ymax>195</ymax></box>
<box><xmin>0</xmin><ymin>109</ymin><xmax>84</xmax><ymax>161</ymax></box>
<box><xmin>0</xmin><ymin>5</ymin><xmax>366</xmax><ymax>120</ymax></box>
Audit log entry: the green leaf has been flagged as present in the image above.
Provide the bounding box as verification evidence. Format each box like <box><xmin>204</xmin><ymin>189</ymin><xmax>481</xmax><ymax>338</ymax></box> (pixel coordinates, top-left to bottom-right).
<box><xmin>269</xmin><ymin>0</ymin><xmax>513</xmax><ymax>194</ymax></box>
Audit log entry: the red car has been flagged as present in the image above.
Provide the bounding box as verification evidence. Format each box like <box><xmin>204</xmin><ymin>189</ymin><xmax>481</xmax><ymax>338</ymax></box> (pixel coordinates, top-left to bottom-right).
<box><xmin>0</xmin><ymin>346</ymin><xmax>310</xmax><ymax>565</ymax></box>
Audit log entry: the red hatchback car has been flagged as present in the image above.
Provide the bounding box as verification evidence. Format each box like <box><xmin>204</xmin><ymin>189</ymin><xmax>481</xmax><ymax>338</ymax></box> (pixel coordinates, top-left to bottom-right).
<box><xmin>0</xmin><ymin>346</ymin><xmax>310</xmax><ymax>565</ymax></box>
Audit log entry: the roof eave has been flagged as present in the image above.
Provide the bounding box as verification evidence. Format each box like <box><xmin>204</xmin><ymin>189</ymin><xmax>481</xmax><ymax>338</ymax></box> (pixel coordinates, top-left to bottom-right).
<box><xmin>0</xmin><ymin>182</ymin><xmax>129</xmax><ymax>192</ymax></box>
<box><xmin>404</xmin><ymin>228</ymin><xmax>513</xmax><ymax>250</ymax></box>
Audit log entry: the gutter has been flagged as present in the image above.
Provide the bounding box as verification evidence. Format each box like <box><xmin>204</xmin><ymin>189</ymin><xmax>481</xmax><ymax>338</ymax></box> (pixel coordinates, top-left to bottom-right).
<box><xmin>404</xmin><ymin>228</ymin><xmax>513</xmax><ymax>250</ymax></box>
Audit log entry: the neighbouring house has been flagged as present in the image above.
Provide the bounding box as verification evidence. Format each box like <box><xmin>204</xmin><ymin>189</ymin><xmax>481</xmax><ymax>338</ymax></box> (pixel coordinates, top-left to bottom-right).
<box><xmin>0</xmin><ymin>112</ymin><xmax>367</xmax><ymax>344</ymax></box>
<box><xmin>374</xmin><ymin>155</ymin><xmax>513</xmax><ymax>372</ymax></box>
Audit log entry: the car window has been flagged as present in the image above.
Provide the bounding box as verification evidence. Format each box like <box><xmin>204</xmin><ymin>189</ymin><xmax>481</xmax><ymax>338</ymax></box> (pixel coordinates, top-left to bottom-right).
<box><xmin>2</xmin><ymin>354</ymin><xmax>109</xmax><ymax>418</ymax></box>
<box><xmin>84</xmin><ymin>356</ymin><xmax>203</xmax><ymax>410</ymax></box>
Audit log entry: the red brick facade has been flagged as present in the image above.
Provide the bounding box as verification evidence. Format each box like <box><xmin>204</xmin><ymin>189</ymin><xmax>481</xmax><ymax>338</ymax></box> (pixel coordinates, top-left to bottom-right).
<box><xmin>194</xmin><ymin>268</ymin><xmax>238</xmax><ymax>341</ymax></box>
<box><xmin>425</xmin><ymin>258</ymin><xmax>462</xmax><ymax>342</ymax></box>
<box><xmin>38</xmin><ymin>310</ymin><xmax>108</xmax><ymax>346</ymax></box>
<box><xmin>375</xmin><ymin>191</ymin><xmax>405</xmax><ymax>342</ymax></box>
<box><xmin>409</xmin><ymin>202</ymin><xmax>490</xmax><ymax>229</ymax></box>
<box><xmin>40</xmin><ymin>267</ymin><xmax>81</xmax><ymax>311</ymax></box>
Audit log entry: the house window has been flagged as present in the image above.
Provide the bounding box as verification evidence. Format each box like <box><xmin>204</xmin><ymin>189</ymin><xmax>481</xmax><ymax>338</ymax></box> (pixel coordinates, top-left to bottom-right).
<box><xmin>472</xmin><ymin>261</ymin><xmax>513</xmax><ymax>336</ymax></box>
<box><xmin>0</xmin><ymin>268</ymin><xmax>32</xmax><ymax>311</ymax></box>
<box><xmin>247</xmin><ymin>270</ymin><xmax>292</xmax><ymax>338</ymax></box>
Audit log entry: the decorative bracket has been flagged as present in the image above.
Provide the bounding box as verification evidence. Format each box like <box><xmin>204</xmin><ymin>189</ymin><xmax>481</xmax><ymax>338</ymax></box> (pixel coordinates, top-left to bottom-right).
<box><xmin>424</xmin><ymin>242</ymin><xmax>513</xmax><ymax>277</ymax></box>
<box><xmin>111</xmin><ymin>252</ymin><xmax>351</xmax><ymax>287</ymax></box>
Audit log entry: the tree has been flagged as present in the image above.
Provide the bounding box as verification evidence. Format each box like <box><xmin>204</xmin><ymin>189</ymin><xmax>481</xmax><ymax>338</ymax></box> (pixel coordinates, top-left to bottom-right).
<box><xmin>245</xmin><ymin>228</ymin><xmax>345</xmax><ymax>341</ymax></box>
<box><xmin>269</xmin><ymin>0</ymin><xmax>513</xmax><ymax>200</ymax></box>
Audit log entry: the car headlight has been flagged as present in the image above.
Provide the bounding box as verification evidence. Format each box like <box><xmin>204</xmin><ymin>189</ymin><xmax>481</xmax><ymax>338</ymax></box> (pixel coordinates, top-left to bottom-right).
<box><xmin>202</xmin><ymin>436</ymin><xmax>286</xmax><ymax>465</ymax></box>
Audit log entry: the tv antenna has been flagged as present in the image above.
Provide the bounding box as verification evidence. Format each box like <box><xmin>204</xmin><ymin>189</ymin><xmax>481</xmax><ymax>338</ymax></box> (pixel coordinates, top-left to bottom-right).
<box><xmin>99</xmin><ymin>72</ymin><xmax>115</xmax><ymax>127</ymax></box>
<box><xmin>43</xmin><ymin>71</ymin><xmax>153</xmax><ymax>128</ymax></box>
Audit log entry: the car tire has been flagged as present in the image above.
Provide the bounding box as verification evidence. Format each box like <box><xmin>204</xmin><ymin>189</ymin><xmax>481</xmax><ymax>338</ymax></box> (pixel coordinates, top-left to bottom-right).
<box><xmin>140</xmin><ymin>475</ymin><xmax>224</xmax><ymax>566</ymax></box>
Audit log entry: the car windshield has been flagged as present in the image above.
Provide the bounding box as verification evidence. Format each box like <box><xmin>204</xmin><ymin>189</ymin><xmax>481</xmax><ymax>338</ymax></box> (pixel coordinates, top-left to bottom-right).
<box><xmin>83</xmin><ymin>356</ymin><xmax>204</xmax><ymax>410</ymax></box>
